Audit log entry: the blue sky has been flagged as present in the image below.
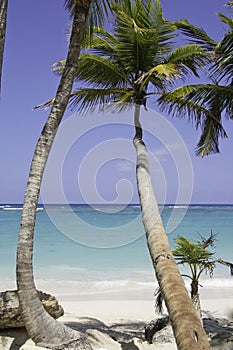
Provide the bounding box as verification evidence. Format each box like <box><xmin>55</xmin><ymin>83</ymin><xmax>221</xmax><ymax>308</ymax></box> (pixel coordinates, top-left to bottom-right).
<box><xmin>0</xmin><ymin>0</ymin><xmax>232</xmax><ymax>204</ymax></box>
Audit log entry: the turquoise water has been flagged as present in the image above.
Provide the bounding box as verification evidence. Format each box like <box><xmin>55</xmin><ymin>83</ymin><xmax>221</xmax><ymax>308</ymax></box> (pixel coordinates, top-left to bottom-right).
<box><xmin>1</xmin><ymin>204</ymin><xmax>233</xmax><ymax>287</ymax></box>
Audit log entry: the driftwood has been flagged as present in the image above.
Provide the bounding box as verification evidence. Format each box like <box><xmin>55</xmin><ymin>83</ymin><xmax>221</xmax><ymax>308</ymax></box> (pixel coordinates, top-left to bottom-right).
<box><xmin>144</xmin><ymin>315</ymin><xmax>169</xmax><ymax>344</ymax></box>
<box><xmin>0</xmin><ymin>290</ymin><xmax>64</xmax><ymax>329</ymax></box>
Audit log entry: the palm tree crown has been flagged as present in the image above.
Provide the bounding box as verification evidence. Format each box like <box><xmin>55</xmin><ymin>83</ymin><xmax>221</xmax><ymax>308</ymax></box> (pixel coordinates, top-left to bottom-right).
<box><xmin>38</xmin><ymin>0</ymin><xmax>207</xmax><ymax>112</ymax></box>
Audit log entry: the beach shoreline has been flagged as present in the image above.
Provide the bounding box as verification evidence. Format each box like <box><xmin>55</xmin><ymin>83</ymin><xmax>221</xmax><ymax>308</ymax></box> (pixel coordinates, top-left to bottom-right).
<box><xmin>1</xmin><ymin>279</ymin><xmax>233</xmax><ymax>349</ymax></box>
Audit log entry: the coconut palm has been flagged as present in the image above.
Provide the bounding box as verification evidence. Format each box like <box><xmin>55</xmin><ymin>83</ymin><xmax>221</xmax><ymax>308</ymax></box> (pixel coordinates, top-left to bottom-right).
<box><xmin>41</xmin><ymin>1</ymin><xmax>211</xmax><ymax>348</ymax></box>
<box><xmin>158</xmin><ymin>8</ymin><xmax>233</xmax><ymax>157</ymax></box>
<box><xmin>16</xmin><ymin>1</ymin><xmax>113</xmax><ymax>349</ymax></box>
<box><xmin>0</xmin><ymin>0</ymin><xmax>8</xmax><ymax>92</ymax></box>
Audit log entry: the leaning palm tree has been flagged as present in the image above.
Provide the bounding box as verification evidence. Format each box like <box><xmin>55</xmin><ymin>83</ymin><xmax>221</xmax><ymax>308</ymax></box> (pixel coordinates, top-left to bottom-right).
<box><xmin>40</xmin><ymin>1</ymin><xmax>211</xmax><ymax>348</ymax></box>
<box><xmin>158</xmin><ymin>8</ymin><xmax>233</xmax><ymax>157</ymax></box>
<box><xmin>16</xmin><ymin>1</ymin><xmax>113</xmax><ymax>349</ymax></box>
<box><xmin>0</xmin><ymin>0</ymin><xmax>8</xmax><ymax>92</ymax></box>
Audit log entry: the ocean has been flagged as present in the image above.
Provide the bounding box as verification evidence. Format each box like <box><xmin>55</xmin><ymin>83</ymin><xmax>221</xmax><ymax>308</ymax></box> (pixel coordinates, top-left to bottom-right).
<box><xmin>1</xmin><ymin>204</ymin><xmax>233</xmax><ymax>299</ymax></box>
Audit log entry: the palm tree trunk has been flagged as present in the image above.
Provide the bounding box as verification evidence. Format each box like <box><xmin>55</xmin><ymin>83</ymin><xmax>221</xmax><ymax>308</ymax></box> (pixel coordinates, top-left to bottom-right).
<box><xmin>133</xmin><ymin>104</ymin><xmax>210</xmax><ymax>350</ymax></box>
<box><xmin>16</xmin><ymin>2</ymin><xmax>93</xmax><ymax>349</ymax></box>
<box><xmin>191</xmin><ymin>280</ymin><xmax>202</xmax><ymax>323</ymax></box>
<box><xmin>0</xmin><ymin>0</ymin><xmax>8</xmax><ymax>92</ymax></box>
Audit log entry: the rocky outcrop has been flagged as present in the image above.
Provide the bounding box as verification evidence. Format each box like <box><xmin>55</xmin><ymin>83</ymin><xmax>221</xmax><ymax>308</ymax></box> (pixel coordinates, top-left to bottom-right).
<box><xmin>0</xmin><ymin>290</ymin><xmax>64</xmax><ymax>329</ymax></box>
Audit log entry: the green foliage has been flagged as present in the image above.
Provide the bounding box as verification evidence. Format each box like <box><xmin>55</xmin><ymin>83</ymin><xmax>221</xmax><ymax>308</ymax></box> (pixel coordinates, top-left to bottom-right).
<box><xmin>173</xmin><ymin>236</ymin><xmax>215</xmax><ymax>279</ymax></box>
<box><xmin>37</xmin><ymin>0</ymin><xmax>207</xmax><ymax>113</ymax></box>
<box><xmin>173</xmin><ymin>236</ymin><xmax>212</xmax><ymax>264</ymax></box>
<box><xmin>159</xmin><ymin>8</ymin><xmax>233</xmax><ymax>156</ymax></box>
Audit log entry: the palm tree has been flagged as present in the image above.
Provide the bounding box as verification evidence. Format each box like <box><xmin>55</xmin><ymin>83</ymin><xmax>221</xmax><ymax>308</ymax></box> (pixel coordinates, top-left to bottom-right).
<box><xmin>42</xmin><ymin>1</ymin><xmax>211</xmax><ymax>348</ymax></box>
<box><xmin>158</xmin><ymin>8</ymin><xmax>233</xmax><ymax>157</ymax></box>
<box><xmin>172</xmin><ymin>236</ymin><xmax>215</xmax><ymax>319</ymax></box>
<box><xmin>0</xmin><ymin>0</ymin><xmax>8</xmax><ymax>92</ymax></box>
<box><xmin>16</xmin><ymin>1</ymin><xmax>113</xmax><ymax>348</ymax></box>
<box><xmin>173</xmin><ymin>233</ymin><xmax>233</xmax><ymax>318</ymax></box>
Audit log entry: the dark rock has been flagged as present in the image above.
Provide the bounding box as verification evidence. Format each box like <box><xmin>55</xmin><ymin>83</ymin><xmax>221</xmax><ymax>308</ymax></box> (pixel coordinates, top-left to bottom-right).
<box><xmin>0</xmin><ymin>290</ymin><xmax>64</xmax><ymax>329</ymax></box>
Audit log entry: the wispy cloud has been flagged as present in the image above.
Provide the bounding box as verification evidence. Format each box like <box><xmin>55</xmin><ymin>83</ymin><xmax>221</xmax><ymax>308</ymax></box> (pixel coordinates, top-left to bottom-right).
<box><xmin>152</xmin><ymin>142</ymin><xmax>184</xmax><ymax>161</ymax></box>
<box><xmin>115</xmin><ymin>160</ymin><xmax>134</xmax><ymax>172</ymax></box>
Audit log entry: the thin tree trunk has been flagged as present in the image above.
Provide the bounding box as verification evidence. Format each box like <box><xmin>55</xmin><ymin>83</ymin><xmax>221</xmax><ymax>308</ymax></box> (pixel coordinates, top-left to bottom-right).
<box><xmin>0</xmin><ymin>0</ymin><xmax>8</xmax><ymax>92</ymax></box>
<box><xmin>191</xmin><ymin>280</ymin><xmax>202</xmax><ymax>323</ymax></box>
<box><xmin>16</xmin><ymin>2</ymin><xmax>93</xmax><ymax>349</ymax></box>
<box><xmin>133</xmin><ymin>104</ymin><xmax>210</xmax><ymax>350</ymax></box>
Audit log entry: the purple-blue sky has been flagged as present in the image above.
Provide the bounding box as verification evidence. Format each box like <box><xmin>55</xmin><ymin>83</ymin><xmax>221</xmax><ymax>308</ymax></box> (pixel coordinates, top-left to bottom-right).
<box><xmin>0</xmin><ymin>0</ymin><xmax>232</xmax><ymax>204</ymax></box>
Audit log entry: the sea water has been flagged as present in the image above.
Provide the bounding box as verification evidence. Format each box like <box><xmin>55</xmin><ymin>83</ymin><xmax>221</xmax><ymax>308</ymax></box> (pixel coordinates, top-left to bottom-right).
<box><xmin>1</xmin><ymin>204</ymin><xmax>233</xmax><ymax>296</ymax></box>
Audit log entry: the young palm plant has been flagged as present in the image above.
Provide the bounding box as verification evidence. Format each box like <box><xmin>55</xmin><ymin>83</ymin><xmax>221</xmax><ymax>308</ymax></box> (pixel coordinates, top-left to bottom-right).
<box><xmin>40</xmin><ymin>1</ymin><xmax>211</xmax><ymax>348</ymax></box>
<box><xmin>173</xmin><ymin>232</ymin><xmax>233</xmax><ymax>317</ymax></box>
<box><xmin>16</xmin><ymin>1</ymin><xmax>113</xmax><ymax>349</ymax></box>
<box><xmin>173</xmin><ymin>236</ymin><xmax>215</xmax><ymax>319</ymax></box>
<box><xmin>158</xmin><ymin>6</ymin><xmax>233</xmax><ymax>157</ymax></box>
<box><xmin>154</xmin><ymin>231</ymin><xmax>233</xmax><ymax>329</ymax></box>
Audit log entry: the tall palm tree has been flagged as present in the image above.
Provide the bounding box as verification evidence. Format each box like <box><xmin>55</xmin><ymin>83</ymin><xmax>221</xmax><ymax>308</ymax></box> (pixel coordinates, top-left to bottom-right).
<box><xmin>0</xmin><ymin>0</ymin><xmax>8</xmax><ymax>92</ymax></box>
<box><xmin>158</xmin><ymin>8</ymin><xmax>233</xmax><ymax>157</ymax></box>
<box><xmin>42</xmin><ymin>1</ymin><xmax>211</xmax><ymax>348</ymax></box>
<box><xmin>16</xmin><ymin>1</ymin><xmax>112</xmax><ymax>348</ymax></box>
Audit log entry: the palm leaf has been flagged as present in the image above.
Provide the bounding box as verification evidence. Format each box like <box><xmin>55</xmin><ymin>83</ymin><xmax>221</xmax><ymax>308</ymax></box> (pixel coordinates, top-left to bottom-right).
<box><xmin>173</xmin><ymin>237</ymin><xmax>213</xmax><ymax>265</ymax></box>
<box><xmin>217</xmin><ymin>12</ymin><xmax>233</xmax><ymax>30</ymax></box>
<box><xmin>137</xmin><ymin>45</ymin><xmax>208</xmax><ymax>90</ymax></box>
<box><xmin>166</xmin><ymin>44</ymin><xmax>209</xmax><ymax>77</ymax></box>
<box><xmin>68</xmin><ymin>87</ymin><xmax>134</xmax><ymax>112</ymax></box>
<box><xmin>54</xmin><ymin>53</ymin><xmax>130</xmax><ymax>89</ymax></box>
<box><xmin>213</xmin><ymin>31</ymin><xmax>233</xmax><ymax>83</ymax></box>
<box><xmin>175</xmin><ymin>19</ymin><xmax>216</xmax><ymax>51</ymax></box>
<box><xmin>158</xmin><ymin>84</ymin><xmax>229</xmax><ymax>156</ymax></box>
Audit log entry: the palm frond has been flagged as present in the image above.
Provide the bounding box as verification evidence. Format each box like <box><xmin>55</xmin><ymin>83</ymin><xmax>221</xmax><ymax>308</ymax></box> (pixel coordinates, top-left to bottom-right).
<box><xmin>137</xmin><ymin>45</ymin><xmax>208</xmax><ymax>90</ymax></box>
<box><xmin>68</xmin><ymin>87</ymin><xmax>134</xmax><ymax>112</ymax></box>
<box><xmin>217</xmin><ymin>12</ymin><xmax>233</xmax><ymax>30</ymax></box>
<box><xmin>81</xmin><ymin>27</ymin><xmax>118</xmax><ymax>55</ymax></box>
<box><xmin>173</xmin><ymin>236</ymin><xmax>213</xmax><ymax>266</ymax></box>
<box><xmin>154</xmin><ymin>287</ymin><xmax>164</xmax><ymax>314</ymax></box>
<box><xmin>158</xmin><ymin>84</ymin><xmax>229</xmax><ymax>156</ymax></box>
<box><xmin>34</xmin><ymin>97</ymin><xmax>56</xmax><ymax>110</ymax></box>
<box><xmin>112</xmin><ymin>0</ymin><xmax>176</xmax><ymax>74</ymax></box>
<box><xmin>166</xmin><ymin>44</ymin><xmax>210</xmax><ymax>77</ymax></box>
<box><xmin>195</xmin><ymin>111</ymin><xmax>224</xmax><ymax>157</ymax></box>
<box><xmin>175</xmin><ymin>19</ymin><xmax>216</xmax><ymax>51</ymax></box>
<box><xmin>77</xmin><ymin>54</ymin><xmax>130</xmax><ymax>88</ymax></box>
<box><xmin>213</xmin><ymin>30</ymin><xmax>233</xmax><ymax>83</ymax></box>
<box><xmin>54</xmin><ymin>53</ymin><xmax>130</xmax><ymax>89</ymax></box>
<box><xmin>158</xmin><ymin>85</ymin><xmax>214</xmax><ymax>121</ymax></box>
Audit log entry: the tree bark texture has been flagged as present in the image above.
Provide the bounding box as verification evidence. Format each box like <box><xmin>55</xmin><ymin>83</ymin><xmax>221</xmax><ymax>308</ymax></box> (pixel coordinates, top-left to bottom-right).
<box><xmin>0</xmin><ymin>0</ymin><xmax>8</xmax><ymax>91</ymax></box>
<box><xmin>133</xmin><ymin>104</ymin><xmax>211</xmax><ymax>350</ymax></box>
<box><xmin>16</xmin><ymin>2</ymin><xmax>93</xmax><ymax>349</ymax></box>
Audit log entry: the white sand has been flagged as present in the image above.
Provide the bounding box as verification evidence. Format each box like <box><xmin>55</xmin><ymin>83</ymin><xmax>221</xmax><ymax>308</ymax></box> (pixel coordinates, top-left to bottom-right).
<box><xmin>1</xmin><ymin>280</ymin><xmax>233</xmax><ymax>350</ymax></box>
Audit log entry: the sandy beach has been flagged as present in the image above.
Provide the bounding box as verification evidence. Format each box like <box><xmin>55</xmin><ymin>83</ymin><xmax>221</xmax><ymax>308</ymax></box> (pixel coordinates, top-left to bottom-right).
<box><xmin>1</xmin><ymin>279</ymin><xmax>233</xmax><ymax>349</ymax></box>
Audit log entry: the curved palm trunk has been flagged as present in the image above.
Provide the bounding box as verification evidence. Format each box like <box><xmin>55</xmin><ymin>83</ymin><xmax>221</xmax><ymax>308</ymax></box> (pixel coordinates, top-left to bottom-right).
<box><xmin>16</xmin><ymin>2</ymin><xmax>92</xmax><ymax>349</ymax></box>
<box><xmin>0</xmin><ymin>0</ymin><xmax>8</xmax><ymax>92</ymax></box>
<box><xmin>133</xmin><ymin>104</ymin><xmax>210</xmax><ymax>350</ymax></box>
